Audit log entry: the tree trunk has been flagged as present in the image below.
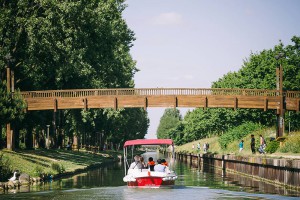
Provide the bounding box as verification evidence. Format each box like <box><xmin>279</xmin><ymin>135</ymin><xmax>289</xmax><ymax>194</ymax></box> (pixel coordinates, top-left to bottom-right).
<box><xmin>25</xmin><ymin>126</ymin><xmax>33</xmax><ymax>149</ymax></box>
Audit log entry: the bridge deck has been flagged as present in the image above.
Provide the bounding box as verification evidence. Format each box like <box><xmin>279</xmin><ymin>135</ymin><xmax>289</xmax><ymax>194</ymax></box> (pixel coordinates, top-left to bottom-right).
<box><xmin>20</xmin><ymin>88</ymin><xmax>300</xmax><ymax>112</ymax></box>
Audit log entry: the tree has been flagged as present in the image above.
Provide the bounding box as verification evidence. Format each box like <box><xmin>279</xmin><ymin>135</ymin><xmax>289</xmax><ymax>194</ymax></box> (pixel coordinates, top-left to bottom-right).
<box><xmin>0</xmin><ymin>0</ymin><xmax>148</xmax><ymax>149</ymax></box>
<box><xmin>157</xmin><ymin>108</ymin><xmax>182</xmax><ymax>139</ymax></box>
<box><xmin>179</xmin><ymin>36</ymin><xmax>300</xmax><ymax>144</ymax></box>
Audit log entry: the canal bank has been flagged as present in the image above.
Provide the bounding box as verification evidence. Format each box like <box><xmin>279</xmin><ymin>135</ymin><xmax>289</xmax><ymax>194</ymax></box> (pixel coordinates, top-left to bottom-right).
<box><xmin>175</xmin><ymin>152</ymin><xmax>300</xmax><ymax>189</ymax></box>
<box><xmin>0</xmin><ymin>149</ymin><xmax>122</xmax><ymax>192</ymax></box>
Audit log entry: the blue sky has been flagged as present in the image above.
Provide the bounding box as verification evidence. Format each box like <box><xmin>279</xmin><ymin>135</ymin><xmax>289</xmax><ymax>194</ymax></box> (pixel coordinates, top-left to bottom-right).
<box><xmin>122</xmin><ymin>0</ymin><xmax>300</xmax><ymax>139</ymax></box>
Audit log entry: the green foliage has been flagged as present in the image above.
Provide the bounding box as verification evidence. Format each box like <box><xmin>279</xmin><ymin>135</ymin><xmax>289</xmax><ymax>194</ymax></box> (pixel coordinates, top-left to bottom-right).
<box><xmin>211</xmin><ymin>37</ymin><xmax>300</xmax><ymax>131</ymax></box>
<box><xmin>0</xmin><ymin>81</ymin><xmax>26</xmax><ymax>127</ymax></box>
<box><xmin>168</xmin><ymin>122</ymin><xmax>185</xmax><ymax>145</ymax></box>
<box><xmin>51</xmin><ymin>162</ymin><xmax>66</xmax><ymax>174</ymax></box>
<box><xmin>0</xmin><ymin>153</ymin><xmax>12</xmax><ymax>181</ymax></box>
<box><xmin>157</xmin><ymin>108</ymin><xmax>182</xmax><ymax>139</ymax></box>
<box><xmin>34</xmin><ymin>165</ymin><xmax>44</xmax><ymax>177</ymax></box>
<box><xmin>218</xmin><ymin>122</ymin><xmax>263</xmax><ymax>149</ymax></box>
<box><xmin>279</xmin><ymin>134</ymin><xmax>300</xmax><ymax>153</ymax></box>
<box><xmin>0</xmin><ymin>0</ymin><xmax>148</xmax><ymax>148</ymax></box>
<box><xmin>265</xmin><ymin>140</ymin><xmax>280</xmax><ymax>154</ymax></box>
<box><xmin>177</xmin><ymin>36</ymin><xmax>300</xmax><ymax>145</ymax></box>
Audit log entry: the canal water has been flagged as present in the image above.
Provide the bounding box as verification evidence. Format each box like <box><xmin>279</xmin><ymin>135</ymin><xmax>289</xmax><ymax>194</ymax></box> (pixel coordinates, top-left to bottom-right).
<box><xmin>1</xmin><ymin>152</ymin><xmax>299</xmax><ymax>200</ymax></box>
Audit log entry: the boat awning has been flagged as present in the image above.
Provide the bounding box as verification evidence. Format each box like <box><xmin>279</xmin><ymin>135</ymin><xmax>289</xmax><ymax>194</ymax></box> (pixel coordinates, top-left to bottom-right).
<box><xmin>123</xmin><ymin>139</ymin><xmax>174</xmax><ymax>147</ymax></box>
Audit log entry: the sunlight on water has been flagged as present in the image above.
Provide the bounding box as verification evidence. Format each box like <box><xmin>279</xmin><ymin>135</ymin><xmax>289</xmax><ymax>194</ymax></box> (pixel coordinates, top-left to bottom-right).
<box><xmin>1</xmin><ymin>152</ymin><xmax>299</xmax><ymax>199</ymax></box>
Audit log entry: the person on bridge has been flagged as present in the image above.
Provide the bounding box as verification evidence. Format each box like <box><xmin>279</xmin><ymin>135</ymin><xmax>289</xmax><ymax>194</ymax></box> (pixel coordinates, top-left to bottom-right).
<box><xmin>250</xmin><ymin>135</ymin><xmax>256</xmax><ymax>154</ymax></box>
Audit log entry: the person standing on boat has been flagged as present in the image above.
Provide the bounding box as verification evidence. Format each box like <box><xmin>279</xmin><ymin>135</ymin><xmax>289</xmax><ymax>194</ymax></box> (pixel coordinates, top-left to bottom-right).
<box><xmin>129</xmin><ymin>155</ymin><xmax>143</xmax><ymax>169</ymax></box>
<box><xmin>154</xmin><ymin>159</ymin><xmax>166</xmax><ymax>172</ymax></box>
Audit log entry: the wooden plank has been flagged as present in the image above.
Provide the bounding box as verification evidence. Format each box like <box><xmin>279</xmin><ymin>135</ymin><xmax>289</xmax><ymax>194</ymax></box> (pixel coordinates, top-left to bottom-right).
<box><xmin>86</xmin><ymin>96</ymin><xmax>115</xmax><ymax>108</ymax></box>
<box><xmin>264</xmin><ymin>97</ymin><xmax>268</xmax><ymax>111</ymax></box>
<box><xmin>83</xmin><ymin>98</ymin><xmax>87</xmax><ymax>110</ymax></box>
<box><xmin>144</xmin><ymin>97</ymin><xmax>148</xmax><ymax>110</ymax></box>
<box><xmin>23</xmin><ymin>93</ymin><xmax>298</xmax><ymax>112</ymax></box>
<box><xmin>54</xmin><ymin>99</ymin><xmax>57</xmax><ymax>112</ymax></box>
<box><xmin>114</xmin><ymin>97</ymin><xmax>118</xmax><ymax>110</ymax></box>
<box><xmin>204</xmin><ymin>96</ymin><xmax>207</xmax><ymax>109</ymax></box>
<box><xmin>234</xmin><ymin>97</ymin><xmax>237</xmax><ymax>110</ymax></box>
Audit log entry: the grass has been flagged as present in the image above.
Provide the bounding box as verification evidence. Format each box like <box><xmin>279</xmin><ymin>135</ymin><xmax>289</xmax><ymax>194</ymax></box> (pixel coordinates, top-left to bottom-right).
<box><xmin>175</xmin><ymin>128</ymin><xmax>300</xmax><ymax>158</ymax></box>
<box><xmin>0</xmin><ymin>149</ymin><xmax>122</xmax><ymax>180</ymax></box>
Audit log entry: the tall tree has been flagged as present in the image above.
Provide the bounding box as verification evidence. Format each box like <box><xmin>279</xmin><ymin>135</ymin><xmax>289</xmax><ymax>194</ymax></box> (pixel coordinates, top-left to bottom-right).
<box><xmin>180</xmin><ymin>36</ymin><xmax>300</xmax><ymax>144</ymax></box>
<box><xmin>157</xmin><ymin>108</ymin><xmax>182</xmax><ymax>139</ymax></box>
<box><xmin>0</xmin><ymin>0</ymin><xmax>148</xmax><ymax>148</ymax></box>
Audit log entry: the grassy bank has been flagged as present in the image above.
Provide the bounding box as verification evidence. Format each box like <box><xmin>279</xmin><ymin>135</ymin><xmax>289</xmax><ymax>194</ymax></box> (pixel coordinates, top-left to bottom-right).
<box><xmin>175</xmin><ymin>128</ymin><xmax>300</xmax><ymax>158</ymax></box>
<box><xmin>0</xmin><ymin>149</ymin><xmax>122</xmax><ymax>182</ymax></box>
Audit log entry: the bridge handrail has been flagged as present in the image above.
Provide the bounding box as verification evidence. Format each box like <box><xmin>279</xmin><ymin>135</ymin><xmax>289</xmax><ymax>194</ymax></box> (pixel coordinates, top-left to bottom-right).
<box><xmin>19</xmin><ymin>88</ymin><xmax>300</xmax><ymax>98</ymax></box>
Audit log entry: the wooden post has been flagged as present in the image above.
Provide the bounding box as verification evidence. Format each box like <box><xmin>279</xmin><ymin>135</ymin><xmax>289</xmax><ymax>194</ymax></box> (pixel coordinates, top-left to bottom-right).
<box><xmin>276</xmin><ymin>64</ymin><xmax>285</xmax><ymax>138</ymax></box>
<box><xmin>6</xmin><ymin>68</ymin><xmax>13</xmax><ymax>150</ymax></box>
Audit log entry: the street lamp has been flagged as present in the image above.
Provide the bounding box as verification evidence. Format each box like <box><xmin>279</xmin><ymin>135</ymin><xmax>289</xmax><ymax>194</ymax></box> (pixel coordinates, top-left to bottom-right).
<box><xmin>46</xmin><ymin>125</ymin><xmax>50</xmax><ymax>149</ymax></box>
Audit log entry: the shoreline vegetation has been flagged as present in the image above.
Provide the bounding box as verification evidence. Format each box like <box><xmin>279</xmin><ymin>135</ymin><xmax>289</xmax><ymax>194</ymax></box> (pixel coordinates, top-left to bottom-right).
<box><xmin>0</xmin><ymin>149</ymin><xmax>122</xmax><ymax>191</ymax></box>
<box><xmin>175</xmin><ymin>128</ymin><xmax>300</xmax><ymax>159</ymax></box>
<box><xmin>1</xmin><ymin>128</ymin><xmax>299</xmax><ymax>192</ymax></box>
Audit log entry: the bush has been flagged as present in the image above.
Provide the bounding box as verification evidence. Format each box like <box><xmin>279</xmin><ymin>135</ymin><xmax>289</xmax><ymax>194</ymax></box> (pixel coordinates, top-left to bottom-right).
<box><xmin>0</xmin><ymin>153</ymin><xmax>13</xmax><ymax>181</ymax></box>
<box><xmin>265</xmin><ymin>140</ymin><xmax>280</xmax><ymax>154</ymax></box>
<box><xmin>218</xmin><ymin>122</ymin><xmax>264</xmax><ymax>149</ymax></box>
<box><xmin>279</xmin><ymin>134</ymin><xmax>300</xmax><ymax>153</ymax></box>
<box><xmin>34</xmin><ymin>166</ymin><xmax>44</xmax><ymax>177</ymax></box>
<box><xmin>51</xmin><ymin>162</ymin><xmax>66</xmax><ymax>174</ymax></box>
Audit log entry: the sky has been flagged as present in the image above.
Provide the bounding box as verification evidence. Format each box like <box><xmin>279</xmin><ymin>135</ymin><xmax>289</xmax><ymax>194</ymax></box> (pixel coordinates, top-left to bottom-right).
<box><xmin>122</xmin><ymin>0</ymin><xmax>300</xmax><ymax>139</ymax></box>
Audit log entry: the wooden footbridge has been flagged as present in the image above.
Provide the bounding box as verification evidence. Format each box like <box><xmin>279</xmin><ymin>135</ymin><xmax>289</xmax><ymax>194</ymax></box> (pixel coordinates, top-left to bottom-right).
<box><xmin>4</xmin><ymin>66</ymin><xmax>300</xmax><ymax>150</ymax></box>
<box><xmin>21</xmin><ymin>88</ymin><xmax>300</xmax><ymax>112</ymax></box>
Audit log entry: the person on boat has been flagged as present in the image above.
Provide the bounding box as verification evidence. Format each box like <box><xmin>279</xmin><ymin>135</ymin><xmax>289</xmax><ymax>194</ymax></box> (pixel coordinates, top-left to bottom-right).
<box><xmin>154</xmin><ymin>159</ymin><xmax>166</xmax><ymax>172</ymax></box>
<box><xmin>147</xmin><ymin>157</ymin><xmax>155</xmax><ymax>171</ymax></box>
<box><xmin>129</xmin><ymin>155</ymin><xmax>143</xmax><ymax>169</ymax></box>
<box><xmin>139</xmin><ymin>156</ymin><xmax>147</xmax><ymax>168</ymax></box>
<box><xmin>161</xmin><ymin>159</ymin><xmax>168</xmax><ymax>167</ymax></box>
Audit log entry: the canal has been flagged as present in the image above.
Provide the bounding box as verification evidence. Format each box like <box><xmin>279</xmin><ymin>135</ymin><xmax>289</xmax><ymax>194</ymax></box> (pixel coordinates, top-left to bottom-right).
<box><xmin>1</xmin><ymin>152</ymin><xmax>299</xmax><ymax>199</ymax></box>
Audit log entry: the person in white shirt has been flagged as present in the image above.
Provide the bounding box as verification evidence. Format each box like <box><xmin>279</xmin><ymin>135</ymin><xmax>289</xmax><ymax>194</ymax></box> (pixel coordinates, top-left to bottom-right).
<box><xmin>129</xmin><ymin>155</ymin><xmax>143</xmax><ymax>169</ymax></box>
<box><xmin>154</xmin><ymin>159</ymin><xmax>166</xmax><ymax>172</ymax></box>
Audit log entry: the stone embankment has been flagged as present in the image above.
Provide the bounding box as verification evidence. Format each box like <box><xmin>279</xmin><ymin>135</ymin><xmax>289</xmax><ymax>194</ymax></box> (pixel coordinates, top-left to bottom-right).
<box><xmin>0</xmin><ymin>159</ymin><xmax>118</xmax><ymax>193</ymax></box>
<box><xmin>176</xmin><ymin>152</ymin><xmax>300</xmax><ymax>188</ymax></box>
<box><xmin>0</xmin><ymin>173</ymin><xmax>33</xmax><ymax>191</ymax></box>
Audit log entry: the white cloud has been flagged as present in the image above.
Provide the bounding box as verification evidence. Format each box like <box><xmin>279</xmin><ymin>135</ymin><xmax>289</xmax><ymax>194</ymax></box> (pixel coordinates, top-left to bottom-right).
<box><xmin>152</xmin><ymin>12</ymin><xmax>184</xmax><ymax>26</ymax></box>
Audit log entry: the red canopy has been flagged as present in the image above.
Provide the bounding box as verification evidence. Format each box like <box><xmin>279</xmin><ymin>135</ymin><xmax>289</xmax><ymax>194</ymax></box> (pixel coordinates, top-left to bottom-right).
<box><xmin>123</xmin><ymin>139</ymin><xmax>173</xmax><ymax>147</ymax></box>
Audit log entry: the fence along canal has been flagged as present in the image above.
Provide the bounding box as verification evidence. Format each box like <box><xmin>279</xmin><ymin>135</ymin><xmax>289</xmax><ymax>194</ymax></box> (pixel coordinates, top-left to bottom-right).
<box><xmin>175</xmin><ymin>153</ymin><xmax>300</xmax><ymax>190</ymax></box>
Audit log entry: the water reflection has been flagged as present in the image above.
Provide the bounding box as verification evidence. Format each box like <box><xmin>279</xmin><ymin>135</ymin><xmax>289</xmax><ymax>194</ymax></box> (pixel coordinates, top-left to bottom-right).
<box><xmin>1</xmin><ymin>152</ymin><xmax>299</xmax><ymax>199</ymax></box>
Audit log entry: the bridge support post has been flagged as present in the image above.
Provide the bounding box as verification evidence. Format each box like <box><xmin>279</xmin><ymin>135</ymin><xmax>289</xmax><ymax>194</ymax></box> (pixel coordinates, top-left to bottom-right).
<box><xmin>276</xmin><ymin>63</ymin><xmax>285</xmax><ymax>138</ymax></box>
<box><xmin>6</xmin><ymin>67</ymin><xmax>14</xmax><ymax>150</ymax></box>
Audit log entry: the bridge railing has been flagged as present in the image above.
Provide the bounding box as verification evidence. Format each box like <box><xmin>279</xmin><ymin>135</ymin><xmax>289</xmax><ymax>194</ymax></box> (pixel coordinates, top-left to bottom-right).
<box><xmin>20</xmin><ymin>88</ymin><xmax>299</xmax><ymax>98</ymax></box>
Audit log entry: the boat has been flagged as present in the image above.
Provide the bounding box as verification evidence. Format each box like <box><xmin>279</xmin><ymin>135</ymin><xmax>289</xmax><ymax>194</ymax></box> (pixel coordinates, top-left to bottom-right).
<box><xmin>123</xmin><ymin>139</ymin><xmax>177</xmax><ymax>188</ymax></box>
